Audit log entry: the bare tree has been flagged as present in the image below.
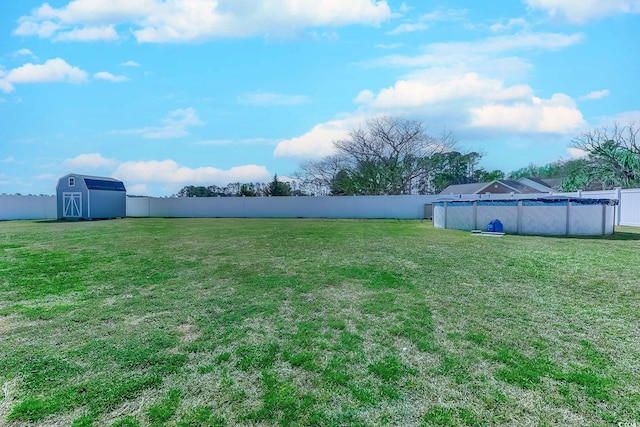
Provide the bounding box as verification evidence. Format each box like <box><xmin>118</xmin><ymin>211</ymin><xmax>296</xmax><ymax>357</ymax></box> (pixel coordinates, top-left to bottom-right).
<box><xmin>336</xmin><ymin>116</ymin><xmax>456</xmax><ymax>194</ymax></box>
<box><xmin>296</xmin><ymin>154</ymin><xmax>351</xmax><ymax>195</ymax></box>
<box><xmin>571</xmin><ymin>122</ymin><xmax>640</xmax><ymax>189</ymax></box>
<box><xmin>297</xmin><ymin>116</ymin><xmax>457</xmax><ymax>195</ymax></box>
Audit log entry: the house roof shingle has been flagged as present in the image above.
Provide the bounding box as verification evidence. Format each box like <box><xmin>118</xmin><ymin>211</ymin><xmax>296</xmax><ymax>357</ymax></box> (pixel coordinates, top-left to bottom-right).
<box><xmin>439</xmin><ymin>178</ymin><xmax>552</xmax><ymax>195</ymax></box>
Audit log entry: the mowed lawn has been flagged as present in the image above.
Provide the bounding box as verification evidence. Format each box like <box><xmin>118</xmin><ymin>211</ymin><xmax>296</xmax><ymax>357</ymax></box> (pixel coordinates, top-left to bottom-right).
<box><xmin>0</xmin><ymin>219</ymin><xmax>639</xmax><ymax>427</ymax></box>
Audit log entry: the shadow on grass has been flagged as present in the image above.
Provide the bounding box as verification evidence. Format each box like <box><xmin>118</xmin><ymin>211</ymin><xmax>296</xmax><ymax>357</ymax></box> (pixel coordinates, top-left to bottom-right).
<box><xmin>35</xmin><ymin>218</ymin><xmax>124</xmax><ymax>224</ymax></box>
<box><xmin>548</xmin><ymin>229</ymin><xmax>640</xmax><ymax>241</ymax></box>
<box><xmin>581</xmin><ymin>231</ymin><xmax>640</xmax><ymax>241</ymax></box>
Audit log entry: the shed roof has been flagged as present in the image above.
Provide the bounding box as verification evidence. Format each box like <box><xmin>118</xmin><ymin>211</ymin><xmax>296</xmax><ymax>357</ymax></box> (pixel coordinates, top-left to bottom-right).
<box><xmin>60</xmin><ymin>174</ymin><xmax>126</xmax><ymax>192</ymax></box>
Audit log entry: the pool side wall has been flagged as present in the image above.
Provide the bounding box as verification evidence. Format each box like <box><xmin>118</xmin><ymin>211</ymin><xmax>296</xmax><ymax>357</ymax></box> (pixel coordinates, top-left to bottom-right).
<box><xmin>433</xmin><ymin>200</ymin><xmax>616</xmax><ymax>236</ymax></box>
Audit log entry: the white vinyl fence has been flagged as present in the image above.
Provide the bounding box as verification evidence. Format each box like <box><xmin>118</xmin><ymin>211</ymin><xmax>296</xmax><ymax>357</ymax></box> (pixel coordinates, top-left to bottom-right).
<box><xmin>554</xmin><ymin>188</ymin><xmax>640</xmax><ymax>227</ymax></box>
<box><xmin>2</xmin><ymin>189</ymin><xmax>639</xmax><ymax>226</ymax></box>
<box><xmin>125</xmin><ymin>195</ymin><xmax>436</xmax><ymax>219</ymax></box>
<box><xmin>0</xmin><ymin>195</ymin><xmax>56</xmax><ymax>220</ymax></box>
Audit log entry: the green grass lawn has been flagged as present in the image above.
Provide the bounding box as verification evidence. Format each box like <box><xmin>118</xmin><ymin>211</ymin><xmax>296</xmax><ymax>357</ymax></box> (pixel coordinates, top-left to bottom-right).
<box><xmin>1</xmin><ymin>218</ymin><xmax>639</xmax><ymax>426</ymax></box>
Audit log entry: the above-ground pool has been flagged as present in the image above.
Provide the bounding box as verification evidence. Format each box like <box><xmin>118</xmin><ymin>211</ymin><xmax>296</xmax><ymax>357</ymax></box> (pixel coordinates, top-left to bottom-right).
<box><xmin>433</xmin><ymin>197</ymin><xmax>618</xmax><ymax>236</ymax></box>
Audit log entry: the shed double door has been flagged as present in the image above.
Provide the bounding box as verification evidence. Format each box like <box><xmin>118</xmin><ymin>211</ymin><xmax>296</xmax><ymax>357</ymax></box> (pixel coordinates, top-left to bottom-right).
<box><xmin>63</xmin><ymin>192</ymin><xmax>82</xmax><ymax>218</ymax></box>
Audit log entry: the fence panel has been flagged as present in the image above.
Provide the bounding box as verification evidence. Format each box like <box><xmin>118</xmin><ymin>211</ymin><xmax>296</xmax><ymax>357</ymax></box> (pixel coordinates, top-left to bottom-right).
<box><xmin>0</xmin><ymin>195</ymin><xmax>56</xmax><ymax>220</ymax></box>
<box><xmin>132</xmin><ymin>195</ymin><xmax>439</xmax><ymax>219</ymax></box>
<box><xmin>619</xmin><ymin>189</ymin><xmax>640</xmax><ymax>226</ymax></box>
<box><xmin>126</xmin><ymin>197</ymin><xmax>151</xmax><ymax>217</ymax></box>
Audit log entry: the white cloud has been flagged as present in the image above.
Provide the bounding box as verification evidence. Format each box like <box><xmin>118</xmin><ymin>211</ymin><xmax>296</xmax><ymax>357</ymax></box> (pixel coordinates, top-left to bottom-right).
<box><xmin>470</xmin><ymin>93</ymin><xmax>585</xmax><ymax>134</ymax></box>
<box><xmin>1</xmin><ymin>156</ymin><xmax>17</xmax><ymax>163</ymax></box>
<box><xmin>113</xmin><ymin>159</ymin><xmax>272</xmax><ymax>188</ymax></box>
<box><xmin>121</xmin><ymin>60</ymin><xmax>140</xmax><ymax>67</ymax></box>
<box><xmin>355</xmin><ymin>72</ymin><xmax>533</xmax><ymax>110</ymax></box>
<box><xmin>63</xmin><ymin>153</ymin><xmax>119</xmax><ymax>169</ymax></box>
<box><xmin>355</xmin><ymin>69</ymin><xmax>585</xmax><ymax>134</ymax></box>
<box><xmin>525</xmin><ymin>0</ymin><xmax>640</xmax><ymax>23</ymax></box>
<box><xmin>125</xmin><ymin>184</ymin><xmax>149</xmax><ymax>195</ymax></box>
<box><xmin>114</xmin><ymin>108</ymin><xmax>203</xmax><ymax>139</ymax></box>
<box><xmin>436</xmin><ymin>31</ymin><xmax>583</xmax><ymax>55</ymax></box>
<box><xmin>386</xmin><ymin>22</ymin><xmax>428</xmax><ymax>35</ymax></box>
<box><xmin>6</xmin><ymin>58</ymin><xmax>88</xmax><ymax>83</ymax></box>
<box><xmin>375</xmin><ymin>43</ymin><xmax>403</xmax><ymax>49</ymax></box>
<box><xmin>94</xmin><ymin>71</ymin><xmax>129</xmax><ymax>82</ymax></box>
<box><xmin>0</xmin><ymin>80</ymin><xmax>14</xmax><ymax>93</ymax></box>
<box><xmin>419</xmin><ymin>8</ymin><xmax>468</xmax><ymax>22</ymax></box>
<box><xmin>13</xmin><ymin>49</ymin><xmax>37</xmax><ymax>58</ymax></box>
<box><xmin>32</xmin><ymin>0</ymin><xmax>156</xmax><ymax>23</ymax></box>
<box><xmin>274</xmin><ymin>115</ymin><xmax>365</xmax><ymax>159</ymax></box>
<box><xmin>237</xmin><ymin>91</ymin><xmax>309</xmax><ymax>106</ymax></box>
<box><xmin>16</xmin><ymin>0</ymin><xmax>392</xmax><ymax>43</ymax></box>
<box><xmin>0</xmin><ymin>58</ymin><xmax>88</xmax><ymax>93</ymax></box>
<box><xmin>275</xmin><ymin>67</ymin><xmax>586</xmax><ymax>159</ymax></box>
<box><xmin>13</xmin><ymin>19</ymin><xmax>61</xmax><ymax>38</ymax></box>
<box><xmin>354</xmin><ymin>31</ymin><xmax>584</xmax><ymax>133</ymax></box>
<box><xmin>578</xmin><ymin>89</ymin><xmax>610</xmax><ymax>101</ymax></box>
<box><xmin>54</xmin><ymin>25</ymin><xmax>118</xmax><ymax>41</ymax></box>
<box><xmin>490</xmin><ymin>18</ymin><xmax>529</xmax><ymax>33</ymax></box>
<box><xmin>57</xmin><ymin>153</ymin><xmax>275</xmax><ymax>195</ymax></box>
<box><xmin>365</xmin><ymin>31</ymin><xmax>583</xmax><ymax>71</ymax></box>
<box><xmin>383</xmin><ymin>8</ymin><xmax>467</xmax><ymax>36</ymax></box>
<box><xmin>566</xmin><ymin>147</ymin><xmax>588</xmax><ymax>159</ymax></box>
<box><xmin>596</xmin><ymin>110</ymin><xmax>640</xmax><ymax>127</ymax></box>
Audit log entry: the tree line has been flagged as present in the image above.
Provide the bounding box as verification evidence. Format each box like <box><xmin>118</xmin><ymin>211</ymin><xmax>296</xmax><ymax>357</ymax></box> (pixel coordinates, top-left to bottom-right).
<box><xmin>174</xmin><ymin>175</ymin><xmax>297</xmax><ymax>197</ymax></box>
<box><xmin>174</xmin><ymin>117</ymin><xmax>639</xmax><ymax>197</ymax></box>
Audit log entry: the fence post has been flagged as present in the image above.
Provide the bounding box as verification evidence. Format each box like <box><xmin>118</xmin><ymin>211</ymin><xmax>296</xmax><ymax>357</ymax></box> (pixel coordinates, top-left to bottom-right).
<box><xmin>616</xmin><ymin>187</ymin><xmax>622</xmax><ymax>226</ymax></box>
<box><xmin>473</xmin><ymin>201</ymin><xmax>477</xmax><ymax>230</ymax></box>
<box><xmin>443</xmin><ymin>202</ymin><xmax>448</xmax><ymax>229</ymax></box>
<box><xmin>566</xmin><ymin>200</ymin><xmax>571</xmax><ymax>235</ymax></box>
<box><xmin>517</xmin><ymin>200</ymin><xmax>523</xmax><ymax>234</ymax></box>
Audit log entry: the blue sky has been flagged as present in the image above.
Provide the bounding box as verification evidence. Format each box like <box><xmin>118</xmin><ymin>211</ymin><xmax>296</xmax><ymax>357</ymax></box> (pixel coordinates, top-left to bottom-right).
<box><xmin>1</xmin><ymin>0</ymin><xmax>639</xmax><ymax>196</ymax></box>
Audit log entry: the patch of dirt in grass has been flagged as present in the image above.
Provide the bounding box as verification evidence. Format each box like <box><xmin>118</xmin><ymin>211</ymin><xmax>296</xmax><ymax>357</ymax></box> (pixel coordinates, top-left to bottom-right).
<box><xmin>241</xmin><ymin>316</ymin><xmax>280</xmax><ymax>341</ymax></box>
<box><xmin>397</xmin><ymin>339</ymin><xmax>440</xmax><ymax>367</ymax></box>
<box><xmin>319</xmin><ymin>282</ymin><xmax>369</xmax><ymax>306</ymax></box>
<box><xmin>503</xmin><ymin>385</ymin><xmax>576</xmax><ymax>425</ymax></box>
<box><xmin>177</xmin><ymin>322</ymin><xmax>201</xmax><ymax>345</ymax></box>
<box><xmin>0</xmin><ymin>377</ymin><xmax>21</xmax><ymax>422</ymax></box>
<box><xmin>102</xmin><ymin>294</ymin><xmax>134</xmax><ymax>306</ymax></box>
<box><xmin>186</xmin><ymin>367</ymin><xmax>265</xmax><ymax>422</ymax></box>
<box><xmin>98</xmin><ymin>394</ymin><xmax>146</xmax><ymax>427</ymax></box>
<box><xmin>360</xmin><ymin>398</ymin><xmax>424</xmax><ymax>426</ymax></box>
<box><xmin>0</xmin><ymin>317</ymin><xmax>41</xmax><ymax>336</ymax></box>
<box><xmin>125</xmin><ymin>310</ymin><xmax>172</xmax><ymax>326</ymax></box>
<box><xmin>0</xmin><ymin>316</ymin><xmax>19</xmax><ymax>335</ymax></box>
